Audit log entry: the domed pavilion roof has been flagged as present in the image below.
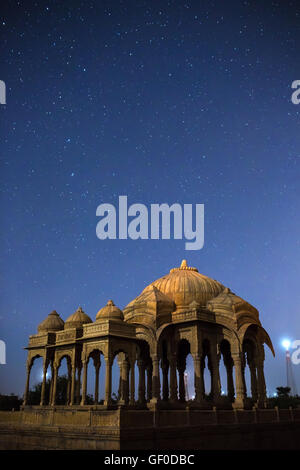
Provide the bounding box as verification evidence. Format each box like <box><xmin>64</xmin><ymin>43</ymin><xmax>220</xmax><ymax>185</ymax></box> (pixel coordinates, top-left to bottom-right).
<box><xmin>64</xmin><ymin>307</ymin><xmax>92</xmax><ymax>330</ymax></box>
<box><xmin>206</xmin><ymin>287</ymin><xmax>259</xmax><ymax>322</ymax></box>
<box><xmin>124</xmin><ymin>284</ymin><xmax>175</xmax><ymax>326</ymax></box>
<box><xmin>96</xmin><ymin>300</ymin><xmax>124</xmax><ymax>321</ymax></box>
<box><xmin>38</xmin><ymin>310</ymin><xmax>64</xmax><ymax>333</ymax></box>
<box><xmin>151</xmin><ymin>259</ymin><xmax>225</xmax><ymax>311</ymax></box>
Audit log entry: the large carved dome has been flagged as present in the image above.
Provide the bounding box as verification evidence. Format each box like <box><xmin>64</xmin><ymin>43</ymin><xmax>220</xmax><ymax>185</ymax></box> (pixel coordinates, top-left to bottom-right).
<box><xmin>124</xmin><ymin>260</ymin><xmax>226</xmax><ymax>327</ymax></box>
<box><xmin>151</xmin><ymin>259</ymin><xmax>225</xmax><ymax>310</ymax></box>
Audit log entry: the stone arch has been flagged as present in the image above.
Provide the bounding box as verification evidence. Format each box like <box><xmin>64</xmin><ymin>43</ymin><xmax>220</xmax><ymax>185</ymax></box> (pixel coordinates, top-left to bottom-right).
<box><xmin>86</xmin><ymin>348</ymin><xmax>105</xmax><ymax>404</ymax></box>
<box><xmin>137</xmin><ymin>339</ymin><xmax>152</xmax><ymax>403</ymax></box>
<box><xmin>27</xmin><ymin>354</ymin><xmax>44</xmax><ymax>405</ymax></box>
<box><xmin>55</xmin><ymin>354</ymin><xmax>72</xmax><ymax>405</ymax></box>
<box><xmin>219</xmin><ymin>339</ymin><xmax>234</xmax><ymax>402</ymax></box>
<box><xmin>242</xmin><ymin>338</ymin><xmax>258</xmax><ymax>401</ymax></box>
<box><xmin>238</xmin><ymin>323</ymin><xmax>275</xmax><ymax>356</ymax></box>
<box><xmin>111</xmin><ymin>347</ymin><xmax>130</xmax><ymax>404</ymax></box>
<box><xmin>176</xmin><ymin>338</ymin><xmax>192</xmax><ymax>402</ymax></box>
<box><xmin>135</xmin><ymin>326</ymin><xmax>156</xmax><ymax>356</ymax></box>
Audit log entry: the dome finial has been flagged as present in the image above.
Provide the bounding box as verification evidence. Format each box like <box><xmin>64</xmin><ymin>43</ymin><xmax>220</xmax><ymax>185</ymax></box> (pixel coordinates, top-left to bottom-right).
<box><xmin>170</xmin><ymin>260</ymin><xmax>198</xmax><ymax>273</ymax></box>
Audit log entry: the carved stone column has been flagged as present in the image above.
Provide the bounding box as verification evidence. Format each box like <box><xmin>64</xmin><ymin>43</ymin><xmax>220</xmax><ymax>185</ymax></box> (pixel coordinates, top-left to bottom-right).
<box><xmin>104</xmin><ymin>357</ymin><xmax>112</xmax><ymax>406</ymax></box>
<box><xmin>249</xmin><ymin>360</ymin><xmax>258</xmax><ymax>401</ymax></box>
<box><xmin>161</xmin><ymin>360</ymin><xmax>169</xmax><ymax>401</ymax></box>
<box><xmin>137</xmin><ymin>360</ymin><xmax>146</xmax><ymax>404</ymax></box>
<box><xmin>146</xmin><ymin>364</ymin><xmax>152</xmax><ymax>402</ymax></box>
<box><xmin>76</xmin><ymin>365</ymin><xmax>82</xmax><ymax>404</ymax></box>
<box><xmin>224</xmin><ymin>357</ymin><xmax>235</xmax><ymax>402</ymax></box>
<box><xmin>67</xmin><ymin>361</ymin><xmax>72</xmax><ymax>405</ymax></box>
<box><xmin>211</xmin><ymin>354</ymin><xmax>221</xmax><ymax>404</ymax></box>
<box><xmin>40</xmin><ymin>360</ymin><xmax>48</xmax><ymax>406</ymax></box>
<box><xmin>232</xmin><ymin>353</ymin><xmax>246</xmax><ymax>409</ymax></box>
<box><xmin>168</xmin><ymin>355</ymin><xmax>178</xmax><ymax>402</ymax></box>
<box><xmin>94</xmin><ymin>360</ymin><xmax>100</xmax><ymax>405</ymax></box>
<box><xmin>150</xmin><ymin>356</ymin><xmax>160</xmax><ymax>403</ymax></box>
<box><xmin>177</xmin><ymin>364</ymin><xmax>185</xmax><ymax>402</ymax></box>
<box><xmin>193</xmin><ymin>354</ymin><xmax>205</xmax><ymax>404</ymax></box>
<box><xmin>241</xmin><ymin>353</ymin><xmax>247</xmax><ymax>397</ymax></box>
<box><xmin>23</xmin><ymin>362</ymin><xmax>32</xmax><ymax>406</ymax></box>
<box><xmin>256</xmin><ymin>355</ymin><xmax>267</xmax><ymax>408</ymax></box>
<box><xmin>130</xmin><ymin>357</ymin><xmax>135</xmax><ymax>405</ymax></box>
<box><xmin>51</xmin><ymin>363</ymin><xmax>58</xmax><ymax>406</ymax></box>
<box><xmin>49</xmin><ymin>362</ymin><xmax>54</xmax><ymax>405</ymax></box>
<box><xmin>117</xmin><ymin>355</ymin><xmax>123</xmax><ymax>401</ymax></box>
<box><xmin>80</xmin><ymin>360</ymin><xmax>88</xmax><ymax>405</ymax></box>
<box><xmin>70</xmin><ymin>361</ymin><xmax>76</xmax><ymax>406</ymax></box>
<box><xmin>118</xmin><ymin>358</ymin><xmax>129</xmax><ymax>405</ymax></box>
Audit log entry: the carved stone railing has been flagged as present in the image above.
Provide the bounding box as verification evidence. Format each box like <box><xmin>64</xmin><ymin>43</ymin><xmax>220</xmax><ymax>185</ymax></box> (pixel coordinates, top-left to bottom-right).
<box><xmin>27</xmin><ymin>333</ymin><xmax>55</xmax><ymax>347</ymax></box>
<box><xmin>55</xmin><ymin>329</ymin><xmax>77</xmax><ymax>344</ymax></box>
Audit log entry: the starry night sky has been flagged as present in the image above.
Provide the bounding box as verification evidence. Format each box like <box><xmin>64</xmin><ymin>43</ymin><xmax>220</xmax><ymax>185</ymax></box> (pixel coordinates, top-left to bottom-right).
<box><xmin>0</xmin><ymin>0</ymin><xmax>300</xmax><ymax>397</ymax></box>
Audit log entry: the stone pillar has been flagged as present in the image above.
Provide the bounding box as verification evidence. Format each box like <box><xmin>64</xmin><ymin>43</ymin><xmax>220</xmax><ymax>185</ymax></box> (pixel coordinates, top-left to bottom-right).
<box><xmin>80</xmin><ymin>360</ymin><xmax>88</xmax><ymax>405</ymax></box>
<box><xmin>23</xmin><ymin>362</ymin><xmax>32</xmax><ymax>406</ymax></box>
<box><xmin>161</xmin><ymin>361</ymin><xmax>169</xmax><ymax>401</ymax></box>
<box><xmin>49</xmin><ymin>362</ymin><xmax>54</xmax><ymax>405</ymax></box>
<box><xmin>67</xmin><ymin>361</ymin><xmax>72</xmax><ymax>405</ymax></box>
<box><xmin>51</xmin><ymin>363</ymin><xmax>58</xmax><ymax>406</ymax></box>
<box><xmin>232</xmin><ymin>354</ymin><xmax>246</xmax><ymax>409</ymax></box>
<box><xmin>168</xmin><ymin>356</ymin><xmax>178</xmax><ymax>402</ymax></box>
<box><xmin>76</xmin><ymin>365</ymin><xmax>82</xmax><ymax>404</ymax></box>
<box><xmin>177</xmin><ymin>364</ymin><xmax>185</xmax><ymax>402</ymax></box>
<box><xmin>117</xmin><ymin>356</ymin><xmax>122</xmax><ymax>401</ymax></box>
<box><xmin>138</xmin><ymin>360</ymin><xmax>146</xmax><ymax>404</ymax></box>
<box><xmin>130</xmin><ymin>358</ymin><xmax>135</xmax><ymax>405</ymax></box>
<box><xmin>224</xmin><ymin>359</ymin><xmax>235</xmax><ymax>402</ymax></box>
<box><xmin>119</xmin><ymin>358</ymin><xmax>129</xmax><ymax>405</ymax></box>
<box><xmin>249</xmin><ymin>360</ymin><xmax>258</xmax><ymax>401</ymax></box>
<box><xmin>193</xmin><ymin>354</ymin><xmax>205</xmax><ymax>403</ymax></box>
<box><xmin>104</xmin><ymin>357</ymin><xmax>112</xmax><ymax>406</ymax></box>
<box><xmin>211</xmin><ymin>354</ymin><xmax>221</xmax><ymax>404</ymax></box>
<box><xmin>146</xmin><ymin>365</ymin><xmax>152</xmax><ymax>402</ymax></box>
<box><xmin>94</xmin><ymin>360</ymin><xmax>100</xmax><ymax>404</ymax></box>
<box><xmin>40</xmin><ymin>361</ymin><xmax>48</xmax><ymax>406</ymax></box>
<box><xmin>241</xmin><ymin>354</ymin><xmax>247</xmax><ymax>397</ymax></box>
<box><xmin>70</xmin><ymin>362</ymin><xmax>76</xmax><ymax>406</ymax></box>
<box><xmin>256</xmin><ymin>356</ymin><xmax>267</xmax><ymax>408</ymax></box>
<box><xmin>150</xmin><ymin>356</ymin><xmax>160</xmax><ymax>403</ymax></box>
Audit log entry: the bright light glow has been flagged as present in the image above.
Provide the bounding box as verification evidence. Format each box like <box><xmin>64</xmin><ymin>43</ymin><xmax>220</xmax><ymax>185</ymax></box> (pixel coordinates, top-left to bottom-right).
<box><xmin>282</xmin><ymin>339</ymin><xmax>291</xmax><ymax>350</ymax></box>
<box><xmin>273</xmin><ymin>392</ymin><xmax>278</xmax><ymax>397</ymax></box>
<box><xmin>40</xmin><ymin>370</ymin><xmax>50</xmax><ymax>380</ymax></box>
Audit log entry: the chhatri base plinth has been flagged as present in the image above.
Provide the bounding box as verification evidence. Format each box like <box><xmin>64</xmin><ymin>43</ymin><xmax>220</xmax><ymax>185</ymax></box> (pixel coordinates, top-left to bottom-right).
<box><xmin>0</xmin><ymin>406</ymin><xmax>300</xmax><ymax>450</ymax></box>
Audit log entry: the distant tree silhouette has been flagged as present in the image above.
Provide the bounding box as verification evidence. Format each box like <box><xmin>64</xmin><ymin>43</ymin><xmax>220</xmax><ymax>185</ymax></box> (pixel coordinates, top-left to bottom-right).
<box><xmin>28</xmin><ymin>375</ymin><xmax>68</xmax><ymax>405</ymax></box>
<box><xmin>276</xmin><ymin>386</ymin><xmax>291</xmax><ymax>398</ymax></box>
<box><xmin>28</xmin><ymin>375</ymin><xmax>95</xmax><ymax>405</ymax></box>
<box><xmin>267</xmin><ymin>385</ymin><xmax>300</xmax><ymax>409</ymax></box>
<box><xmin>0</xmin><ymin>394</ymin><xmax>22</xmax><ymax>410</ymax></box>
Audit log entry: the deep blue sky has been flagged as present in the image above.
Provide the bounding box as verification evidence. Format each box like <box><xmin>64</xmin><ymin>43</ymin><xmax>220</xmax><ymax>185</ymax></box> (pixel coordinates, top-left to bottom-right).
<box><xmin>0</xmin><ymin>0</ymin><xmax>299</xmax><ymax>397</ymax></box>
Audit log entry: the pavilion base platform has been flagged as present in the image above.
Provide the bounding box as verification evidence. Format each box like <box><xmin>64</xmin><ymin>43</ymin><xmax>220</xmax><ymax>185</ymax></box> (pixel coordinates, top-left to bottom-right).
<box><xmin>0</xmin><ymin>406</ymin><xmax>300</xmax><ymax>450</ymax></box>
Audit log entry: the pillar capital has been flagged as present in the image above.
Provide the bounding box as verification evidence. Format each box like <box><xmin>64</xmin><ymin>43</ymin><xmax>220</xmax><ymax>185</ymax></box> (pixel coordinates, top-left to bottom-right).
<box><xmin>104</xmin><ymin>355</ymin><xmax>113</xmax><ymax>366</ymax></box>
